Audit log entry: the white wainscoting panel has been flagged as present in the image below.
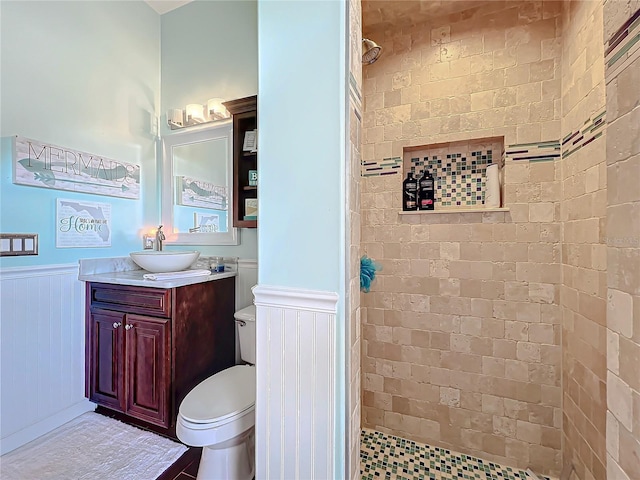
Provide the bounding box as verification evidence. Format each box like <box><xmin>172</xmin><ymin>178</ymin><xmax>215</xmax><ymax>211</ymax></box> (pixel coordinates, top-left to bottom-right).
<box><xmin>0</xmin><ymin>264</ymin><xmax>93</xmax><ymax>454</ymax></box>
<box><xmin>234</xmin><ymin>259</ymin><xmax>258</xmax><ymax>364</ymax></box>
<box><xmin>253</xmin><ymin>284</ymin><xmax>339</xmax><ymax>479</ymax></box>
<box><xmin>236</xmin><ymin>259</ymin><xmax>258</xmax><ymax>311</ymax></box>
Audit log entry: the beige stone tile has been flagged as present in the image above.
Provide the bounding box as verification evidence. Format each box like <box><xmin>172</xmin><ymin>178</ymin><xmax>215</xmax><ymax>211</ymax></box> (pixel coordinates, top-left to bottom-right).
<box><xmin>529</xmin><ymin>283</ymin><xmax>557</xmax><ymax>304</ymax></box>
<box><xmin>493</xmin><ymin>46</ymin><xmax>517</xmax><ymax>69</ymax></box>
<box><xmin>440</xmin><ymin>387</ymin><xmax>461</xmax><ymax>407</ymax></box>
<box><xmin>619</xmin><ymin>424</ymin><xmax>640</xmax><ymax>478</ymax></box>
<box><xmin>516</xmin><ymin>122</ymin><xmax>542</xmax><ymax>143</ymax></box>
<box><xmin>516</xmin><ymin>419</ymin><xmax>542</xmax><ymax>443</ymax></box>
<box><xmin>608</xmin><ymin>288</ymin><xmax>634</xmax><ymax>338</ymax></box>
<box><xmin>505</xmin><ymin>64</ymin><xmax>531</xmax><ymax>86</ymax></box>
<box><xmin>493</xmin><ymin>339</ymin><xmax>517</xmax><ymax>359</ymax></box>
<box><xmin>458</xmin><ymin>278</ymin><xmax>482</xmax><ymax>298</ymax></box>
<box><xmin>530</xmin><ymin>202</ymin><xmax>555</xmax><ymax>222</ymax></box>
<box><xmin>516</xmin><ymin>341</ymin><xmax>541</xmax><ymax>362</ymax></box>
<box><xmin>619</xmin><ymin>335</ymin><xmax>640</xmax><ymax>391</ymax></box>
<box><xmin>516</xmin><ymin>302</ymin><xmax>542</xmax><ymax>323</ymax></box>
<box><xmin>607</xmin><ymin>454</ymin><xmax>631</xmax><ymax>480</ymax></box>
<box><xmin>505</xmin><ymin>359</ymin><xmax>529</xmax><ymax>382</ymax></box>
<box><xmin>529</xmin><ymin>445</ymin><xmax>560</xmax><ymax>473</ymax></box>
<box><xmin>529</xmin><ymin>323</ymin><xmax>555</xmax><ymax>344</ymax></box>
<box><xmin>469</xmin><ymin>298</ymin><xmax>492</xmax><ymax>318</ymax></box>
<box><xmin>481</xmin><ymin>280</ymin><xmax>505</xmax><ymax>300</ymax></box>
<box><xmin>607</xmin><ymin>370</ymin><xmax>633</xmax><ymax>431</ymax></box>
<box><xmin>529</xmin><ymin>364</ymin><xmax>559</xmax><ymax>386</ymax></box>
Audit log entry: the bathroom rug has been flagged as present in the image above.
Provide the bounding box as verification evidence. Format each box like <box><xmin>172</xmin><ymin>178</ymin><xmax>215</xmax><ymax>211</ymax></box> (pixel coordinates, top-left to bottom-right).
<box><xmin>0</xmin><ymin>411</ymin><xmax>187</xmax><ymax>479</ymax></box>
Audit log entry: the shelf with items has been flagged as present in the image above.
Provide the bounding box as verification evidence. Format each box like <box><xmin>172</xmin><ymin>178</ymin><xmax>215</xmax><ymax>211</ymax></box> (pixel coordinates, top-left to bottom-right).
<box><xmin>399</xmin><ymin>207</ymin><xmax>510</xmax><ymax>215</ymax></box>
<box><xmin>223</xmin><ymin>95</ymin><xmax>258</xmax><ymax>228</ymax></box>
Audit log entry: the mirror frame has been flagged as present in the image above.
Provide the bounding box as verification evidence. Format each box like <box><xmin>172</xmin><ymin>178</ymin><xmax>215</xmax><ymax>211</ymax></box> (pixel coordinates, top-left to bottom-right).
<box><xmin>161</xmin><ymin>120</ymin><xmax>239</xmax><ymax>245</ymax></box>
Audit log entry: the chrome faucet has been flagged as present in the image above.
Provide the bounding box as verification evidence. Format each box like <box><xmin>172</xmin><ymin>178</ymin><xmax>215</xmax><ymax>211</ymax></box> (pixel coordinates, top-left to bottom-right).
<box><xmin>155</xmin><ymin>225</ymin><xmax>166</xmax><ymax>251</ymax></box>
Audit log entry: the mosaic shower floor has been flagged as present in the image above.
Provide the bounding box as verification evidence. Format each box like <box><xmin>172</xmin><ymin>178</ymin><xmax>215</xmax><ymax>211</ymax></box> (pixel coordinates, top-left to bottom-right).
<box><xmin>360</xmin><ymin>428</ymin><xmax>550</xmax><ymax>480</ymax></box>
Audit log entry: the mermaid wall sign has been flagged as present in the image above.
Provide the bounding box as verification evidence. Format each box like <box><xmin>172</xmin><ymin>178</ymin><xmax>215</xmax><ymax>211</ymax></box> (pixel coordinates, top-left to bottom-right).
<box><xmin>12</xmin><ymin>136</ymin><xmax>140</xmax><ymax>199</ymax></box>
<box><xmin>176</xmin><ymin>176</ymin><xmax>228</xmax><ymax>210</ymax></box>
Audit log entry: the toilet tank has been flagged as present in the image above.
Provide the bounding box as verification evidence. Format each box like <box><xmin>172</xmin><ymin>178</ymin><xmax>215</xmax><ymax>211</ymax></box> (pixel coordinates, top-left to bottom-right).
<box><xmin>235</xmin><ymin>305</ymin><xmax>256</xmax><ymax>364</ymax></box>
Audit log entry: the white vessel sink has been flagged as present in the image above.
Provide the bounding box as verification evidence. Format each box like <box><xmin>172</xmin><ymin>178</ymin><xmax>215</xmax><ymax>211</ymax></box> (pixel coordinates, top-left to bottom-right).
<box><xmin>130</xmin><ymin>251</ymin><xmax>200</xmax><ymax>273</ymax></box>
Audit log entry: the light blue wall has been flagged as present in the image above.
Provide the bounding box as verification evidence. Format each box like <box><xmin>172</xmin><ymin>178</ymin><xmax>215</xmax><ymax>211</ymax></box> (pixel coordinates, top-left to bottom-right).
<box><xmin>0</xmin><ymin>1</ymin><xmax>161</xmax><ymax>267</ymax></box>
<box><xmin>258</xmin><ymin>0</ymin><xmax>348</xmax><ymax>474</ymax></box>
<box><xmin>161</xmin><ymin>0</ymin><xmax>258</xmax><ymax>259</ymax></box>
<box><xmin>258</xmin><ymin>0</ymin><xmax>346</xmax><ymax>292</ymax></box>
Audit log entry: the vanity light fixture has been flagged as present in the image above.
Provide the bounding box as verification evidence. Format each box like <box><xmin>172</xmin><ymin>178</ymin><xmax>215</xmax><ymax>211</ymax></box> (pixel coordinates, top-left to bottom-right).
<box><xmin>167</xmin><ymin>98</ymin><xmax>231</xmax><ymax>130</ymax></box>
<box><xmin>186</xmin><ymin>104</ymin><xmax>206</xmax><ymax>125</ymax></box>
<box><xmin>206</xmin><ymin>98</ymin><xmax>229</xmax><ymax>121</ymax></box>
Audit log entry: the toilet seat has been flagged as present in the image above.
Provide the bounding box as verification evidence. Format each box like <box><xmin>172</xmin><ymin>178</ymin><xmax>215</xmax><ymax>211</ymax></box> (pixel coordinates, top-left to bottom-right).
<box><xmin>179</xmin><ymin>365</ymin><xmax>255</xmax><ymax>425</ymax></box>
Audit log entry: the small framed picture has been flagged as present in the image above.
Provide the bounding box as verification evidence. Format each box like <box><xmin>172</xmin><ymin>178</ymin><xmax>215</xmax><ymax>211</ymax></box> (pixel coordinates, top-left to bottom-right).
<box><xmin>244</xmin><ymin>198</ymin><xmax>257</xmax><ymax>220</ymax></box>
<box><xmin>243</xmin><ymin>130</ymin><xmax>257</xmax><ymax>152</ymax></box>
<box><xmin>193</xmin><ymin>212</ymin><xmax>220</xmax><ymax>233</ymax></box>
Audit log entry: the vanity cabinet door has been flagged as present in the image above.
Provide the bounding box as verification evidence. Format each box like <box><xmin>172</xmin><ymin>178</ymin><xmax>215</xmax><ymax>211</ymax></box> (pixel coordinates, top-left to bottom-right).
<box><xmin>87</xmin><ymin>309</ymin><xmax>126</xmax><ymax>412</ymax></box>
<box><xmin>124</xmin><ymin>314</ymin><xmax>171</xmax><ymax>428</ymax></box>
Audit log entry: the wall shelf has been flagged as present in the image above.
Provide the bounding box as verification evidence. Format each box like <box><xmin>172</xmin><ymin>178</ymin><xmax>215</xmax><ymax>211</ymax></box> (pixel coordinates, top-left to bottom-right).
<box><xmin>223</xmin><ymin>95</ymin><xmax>257</xmax><ymax>228</ymax></box>
<box><xmin>399</xmin><ymin>207</ymin><xmax>509</xmax><ymax>215</ymax></box>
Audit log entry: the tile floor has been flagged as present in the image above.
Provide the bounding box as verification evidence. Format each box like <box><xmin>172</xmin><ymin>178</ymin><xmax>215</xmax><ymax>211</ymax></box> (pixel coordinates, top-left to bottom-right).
<box><xmin>360</xmin><ymin>428</ymin><xmax>550</xmax><ymax>480</ymax></box>
<box><xmin>158</xmin><ymin>429</ymin><xmax>552</xmax><ymax>480</ymax></box>
<box><xmin>157</xmin><ymin>447</ymin><xmax>201</xmax><ymax>480</ymax></box>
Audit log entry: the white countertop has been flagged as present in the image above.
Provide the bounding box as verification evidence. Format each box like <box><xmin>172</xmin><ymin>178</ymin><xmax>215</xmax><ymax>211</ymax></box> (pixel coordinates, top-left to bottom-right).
<box><xmin>79</xmin><ymin>269</ymin><xmax>236</xmax><ymax>289</ymax></box>
<box><xmin>78</xmin><ymin>256</ymin><xmax>236</xmax><ymax>288</ymax></box>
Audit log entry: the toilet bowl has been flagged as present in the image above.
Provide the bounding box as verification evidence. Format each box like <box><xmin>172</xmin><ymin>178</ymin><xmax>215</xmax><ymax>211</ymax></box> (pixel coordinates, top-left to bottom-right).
<box><xmin>176</xmin><ymin>305</ymin><xmax>256</xmax><ymax>480</ymax></box>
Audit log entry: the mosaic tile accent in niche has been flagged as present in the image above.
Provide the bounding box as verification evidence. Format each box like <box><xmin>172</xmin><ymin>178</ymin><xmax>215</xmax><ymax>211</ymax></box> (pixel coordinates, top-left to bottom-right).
<box><xmin>409</xmin><ymin>151</ymin><xmax>491</xmax><ymax>207</ymax></box>
<box><xmin>407</xmin><ymin>139</ymin><xmax>502</xmax><ymax>208</ymax></box>
<box><xmin>360</xmin><ymin>428</ymin><xmax>551</xmax><ymax>480</ymax></box>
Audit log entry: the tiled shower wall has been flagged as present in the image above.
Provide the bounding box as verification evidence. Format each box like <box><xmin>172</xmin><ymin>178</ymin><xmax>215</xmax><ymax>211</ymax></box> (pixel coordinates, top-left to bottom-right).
<box><xmin>361</xmin><ymin>2</ymin><xmax>564</xmax><ymax>476</ymax></box>
<box><xmin>348</xmin><ymin>0</ymin><xmax>363</xmax><ymax>478</ymax></box>
<box><xmin>603</xmin><ymin>3</ymin><xmax>640</xmax><ymax>479</ymax></box>
<box><xmin>559</xmin><ymin>1</ymin><xmax>608</xmax><ymax>479</ymax></box>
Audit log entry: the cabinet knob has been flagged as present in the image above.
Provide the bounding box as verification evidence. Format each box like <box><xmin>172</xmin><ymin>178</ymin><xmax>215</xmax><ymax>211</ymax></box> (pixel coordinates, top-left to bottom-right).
<box><xmin>113</xmin><ymin>322</ymin><xmax>122</xmax><ymax>329</ymax></box>
<box><xmin>125</xmin><ymin>324</ymin><xmax>134</xmax><ymax>330</ymax></box>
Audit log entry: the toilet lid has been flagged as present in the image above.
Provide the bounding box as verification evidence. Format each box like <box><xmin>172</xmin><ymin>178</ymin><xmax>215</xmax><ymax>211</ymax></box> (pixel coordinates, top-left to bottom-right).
<box><xmin>180</xmin><ymin>365</ymin><xmax>256</xmax><ymax>424</ymax></box>
<box><xmin>235</xmin><ymin>304</ymin><xmax>255</xmax><ymax>322</ymax></box>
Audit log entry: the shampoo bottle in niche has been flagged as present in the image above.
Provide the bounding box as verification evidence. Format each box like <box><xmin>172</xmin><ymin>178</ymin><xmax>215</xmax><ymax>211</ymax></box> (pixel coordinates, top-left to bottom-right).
<box><xmin>418</xmin><ymin>169</ymin><xmax>435</xmax><ymax>210</ymax></box>
<box><xmin>402</xmin><ymin>171</ymin><xmax>418</xmax><ymax>211</ymax></box>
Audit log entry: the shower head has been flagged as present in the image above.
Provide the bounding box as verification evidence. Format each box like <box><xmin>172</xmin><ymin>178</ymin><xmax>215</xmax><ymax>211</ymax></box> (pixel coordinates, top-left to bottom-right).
<box><xmin>362</xmin><ymin>38</ymin><xmax>382</xmax><ymax>64</ymax></box>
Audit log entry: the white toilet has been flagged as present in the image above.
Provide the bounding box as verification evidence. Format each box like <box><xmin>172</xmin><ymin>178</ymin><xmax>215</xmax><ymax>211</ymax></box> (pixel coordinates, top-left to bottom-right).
<box><xmin>176</xmin><ymin>305</ymin><xmax>256</xmax><ymax>480</ymax></box>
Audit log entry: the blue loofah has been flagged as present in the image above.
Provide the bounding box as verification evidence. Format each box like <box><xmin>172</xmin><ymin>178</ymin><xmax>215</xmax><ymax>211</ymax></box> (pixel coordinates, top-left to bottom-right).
<box><xmin>360</xmin><ymin>255</ymin><xmax>382</xmax><ymax>293</ymax></box>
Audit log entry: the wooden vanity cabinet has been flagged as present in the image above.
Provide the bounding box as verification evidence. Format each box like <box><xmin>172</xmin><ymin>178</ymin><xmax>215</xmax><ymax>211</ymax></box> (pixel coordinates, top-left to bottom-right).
<box><xmin>85</xmin><ymin>277</ymin><xmax>235</xmax><ymax>438</ymax></box>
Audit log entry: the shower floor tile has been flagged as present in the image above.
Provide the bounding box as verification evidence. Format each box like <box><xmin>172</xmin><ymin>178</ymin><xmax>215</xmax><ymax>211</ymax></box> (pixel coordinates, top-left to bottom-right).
<box><xmin>360</xmin><ymin>428</ymin><xmax>550</xmax><ymax>480</ymax></box>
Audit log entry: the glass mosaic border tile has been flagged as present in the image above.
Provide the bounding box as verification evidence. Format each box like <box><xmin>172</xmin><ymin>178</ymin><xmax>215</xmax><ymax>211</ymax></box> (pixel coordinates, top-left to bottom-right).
<box><xmin>362</xmin><ymin>156</ymin><xmax>402</xmax><ymax>177</ymax></box>
<box><xmin>605</xmin><ymin>8</ymin><xmax>640</xmax><ymax>79</ymax></box>
<box><xmin>360</xmin><ymin>428</ymin><xmax>551</xmax><ymax>480</ymax></box>
<box><xmin>505</xmin><ymin>141</ymin><xmax>561</xmax><ymax>162</ymax></box>
<box><xmin>560</xmin><ymin>110</ymin><xmax>606</xmax><ymax>159</ymax></box>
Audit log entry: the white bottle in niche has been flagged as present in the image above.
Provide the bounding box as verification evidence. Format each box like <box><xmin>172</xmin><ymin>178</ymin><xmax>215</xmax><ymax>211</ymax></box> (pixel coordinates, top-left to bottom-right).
<box><xmin>485</xmin><ymin>164</ymin><xmax>500</xmax><ymax>208</ymax></box>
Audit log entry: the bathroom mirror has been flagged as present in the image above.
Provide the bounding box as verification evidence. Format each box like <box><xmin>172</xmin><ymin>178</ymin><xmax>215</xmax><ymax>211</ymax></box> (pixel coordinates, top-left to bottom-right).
<box><xmin>161</xmin><ymin>120</ymin><xmax>239</xmax><ymax>245</ymax></box>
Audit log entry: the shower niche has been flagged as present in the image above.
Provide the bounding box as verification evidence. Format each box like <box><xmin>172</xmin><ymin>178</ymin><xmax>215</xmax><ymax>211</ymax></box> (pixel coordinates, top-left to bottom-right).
<box><xmin>402</xmin><ymin>136</ymin><xmax>506</xmax><ymax>213</ymax></box>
